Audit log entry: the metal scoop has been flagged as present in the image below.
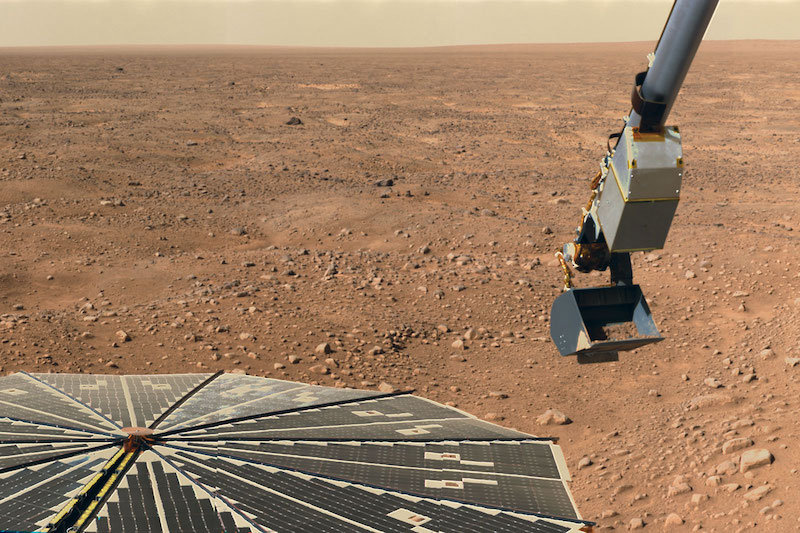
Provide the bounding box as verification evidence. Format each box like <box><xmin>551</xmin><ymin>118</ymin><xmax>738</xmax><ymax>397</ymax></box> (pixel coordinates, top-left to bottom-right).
<box><xmin>550</xmin><ymin>284</ymin><xmax>663</xmax><ymax>364</ymax></box>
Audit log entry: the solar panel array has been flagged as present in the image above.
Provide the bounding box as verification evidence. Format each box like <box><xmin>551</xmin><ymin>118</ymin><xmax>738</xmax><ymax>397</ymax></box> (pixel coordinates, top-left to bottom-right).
<box><xmin>0</xmin><ymin>372</ymin><xmax>589</xmax><ymax>533</ymax></box>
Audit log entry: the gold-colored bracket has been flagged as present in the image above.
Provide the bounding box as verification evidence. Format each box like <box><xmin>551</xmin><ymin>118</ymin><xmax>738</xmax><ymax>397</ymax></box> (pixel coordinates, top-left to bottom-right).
<box><xmin>555</xmin><ymin>251</ymin><xmax>573</xmax><ymax>290</ymax></box>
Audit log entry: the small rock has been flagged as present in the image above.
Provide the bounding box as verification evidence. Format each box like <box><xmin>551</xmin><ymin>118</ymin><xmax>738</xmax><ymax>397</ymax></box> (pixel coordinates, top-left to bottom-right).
<box><xmin>484</xmin><ymin>412</ymin><xmax>504</xmax><ymax>422</ymax></box>
<box><xmin>541</xmin><ymin>226</ymin><xmax>553</xmax><ymax>235</ymax></box>
<box><xmin>668</xmin><ymin>482</ymin><xmax>692</xmax><ymax>498</ymax></box>
<box><xmin>316</xmin><ymin>343</ymin><xmax>333</xmax><ymax>355</ymax></box>
<box><xmin>664</xmin><ymin>513</ymin><xmax>684</xmax><ymax>526</ymax></box>
<box><xmin>464</xmin><ymin>328</ymin><xmax>479</xmax><ymax>340</ymax></box>
<box><xmin>759</xmin><ymin>348</ymin><xmax>775</xmax><ymax>360</ymax></box>
<box><xmin>309</xmin><ymin>364</ymin><xmax>330</xmax><ymax>375</ymax></box>
<box><xmin>686</xmin><ymin>393</ymin><xmax>733</xmax><ymax>410</ymax></box>
<box><xmin>704</xmin><ymin>377</ymin><xmax>723</xmax><ymax>388</ymax></box>
<box><xmin>288</xmin><ymin>355</ymin><xmax>301</xmax><ymax>364</ymax></box>
<box><xmin>378</xmin><ymin>382</ymin><xmax>395</xmax><ymax>393</ymax></box>
<box><xmin>785</xmin><ymin>357</ymin><xmax>800</xmax><ymax>367</ymax></box>
<box><xmin>451</xmin><ymin>339</ymin><xmax>465</xmax><ymax>350</ymax></box>
<box><xmin>740</xmin><ymin>449</ymin><xmax>773</xmax><ymax>473</ymax></box>
<box><xmin>375</xmin><ymin>178</ymin><xmax>394</xmax><ymax>187</ymax></box>
<box><xmin>743</xmin><ymin>484</ymin><xmax>773</xmax><ymax>502</ymax></box>
<box><xmin>286</xmin><ymin>116</ymin><xmax>303</xmax><ymax>125</ymax></box>
<box><xmin>323</xmin><ymin>262</ymin><xmax>337</xmax><ymax>278</ymax></box>
<box><xmin>273</xmin><ymin>363</ymin><xmax>285</xmax><ymax>370</ymax></box>
<box><xmin>577</xmin><ymin>456</ymin><xmax>593</xmax><ymax>469</ymax></box>
<box><xmin>685</xmin><ymin>270</ymin><xmax>696</xmax><ymax>279</ymax></box>
<box><xmin>230</xmin><ymin>227</ymin><xmax>247</xmax><ymax>236</ymax></box>
<box><xmin>715</xmin><ymin>460</ymin><xmax>738</xmax><ymax>476</ymax></box>
<box><xmin>628</xmin><ymin>517</ymin><xmax>645</xmax><ymax>530</ymax></box>
<box><xmin>115</xmin><ymin>330</ymin><xmax>131</xmax><ymax>342</ymax></box>
<box><xmin>723</xmin><ymin>437</ymin><xmax>754</xmax><ymax>454</ymax></box>
<box><xmin>536</xmin><ymin>409</ymin><xmax>571</xmax><ymax>426</ymax></box>
<box><xmin>722</xmin><ymin>483</ymin><xmax>740</xmax><ymax>493</ymax></box>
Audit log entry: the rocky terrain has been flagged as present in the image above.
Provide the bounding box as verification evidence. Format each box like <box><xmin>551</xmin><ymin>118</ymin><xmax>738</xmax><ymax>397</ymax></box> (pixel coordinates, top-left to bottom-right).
<box><xmin>1</xmin><ymin>41</ymin><xmax>798</xmax><ymax>531</ymax></box>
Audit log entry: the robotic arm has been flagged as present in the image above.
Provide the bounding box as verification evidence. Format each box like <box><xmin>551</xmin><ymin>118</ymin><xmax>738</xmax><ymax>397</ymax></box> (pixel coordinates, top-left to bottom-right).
<box><xmin>550</xmin><ymin>0</ymin><xmax>719</xmax><ymax>364</ymax></box>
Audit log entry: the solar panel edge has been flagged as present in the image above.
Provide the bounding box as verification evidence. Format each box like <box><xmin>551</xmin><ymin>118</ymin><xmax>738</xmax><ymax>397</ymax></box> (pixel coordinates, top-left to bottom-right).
<box><xmin>163</xmin><ymin>444</ymin><xmax>587</xmax><ymax>525</ymax></box>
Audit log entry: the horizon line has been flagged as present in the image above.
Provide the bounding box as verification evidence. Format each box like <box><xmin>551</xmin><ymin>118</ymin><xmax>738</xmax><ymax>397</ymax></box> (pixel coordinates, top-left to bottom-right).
<box><xmin>1</xmin><ymin>38</ymin><xmax>797</xmax><ymax>52</ymax></box>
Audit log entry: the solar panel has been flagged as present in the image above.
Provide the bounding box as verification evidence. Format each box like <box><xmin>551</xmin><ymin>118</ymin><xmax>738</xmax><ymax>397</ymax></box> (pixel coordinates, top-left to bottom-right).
<box><xmin>0</xmin><ymin>372</ymin><xmax>590</xmax><ymax>533</ymax></box>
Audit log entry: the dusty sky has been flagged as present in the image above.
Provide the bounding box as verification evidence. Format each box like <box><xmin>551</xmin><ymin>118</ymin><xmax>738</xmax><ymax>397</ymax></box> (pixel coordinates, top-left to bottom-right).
<box><xmin>0</xmin><ymin>0</ymin><xmax>798</xmax><ymax>48</ymax></box>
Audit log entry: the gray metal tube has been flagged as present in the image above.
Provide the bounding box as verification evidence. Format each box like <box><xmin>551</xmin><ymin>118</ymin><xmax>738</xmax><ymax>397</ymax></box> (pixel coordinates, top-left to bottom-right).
<box><xmin>640</xmin><ymin>0</ymin><xmax>718</xmax><ymax>127</ymax></box>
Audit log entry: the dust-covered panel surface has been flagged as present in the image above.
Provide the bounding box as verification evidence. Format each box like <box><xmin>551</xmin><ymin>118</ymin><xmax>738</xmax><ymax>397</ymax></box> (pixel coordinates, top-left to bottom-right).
<box><xmin>154</xmin><ymin>373</ymin><xmax>385</xmax><ymax>432</ymax></box>
<box><xmin>34</xmin><ymin>373</ymin><xmax>213</xmax><ymax>429</ymax></box>
<box><xmin>0</xmin><ymin>372</ymin><xmax>587</xmax><ymax>533</ymax></box>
